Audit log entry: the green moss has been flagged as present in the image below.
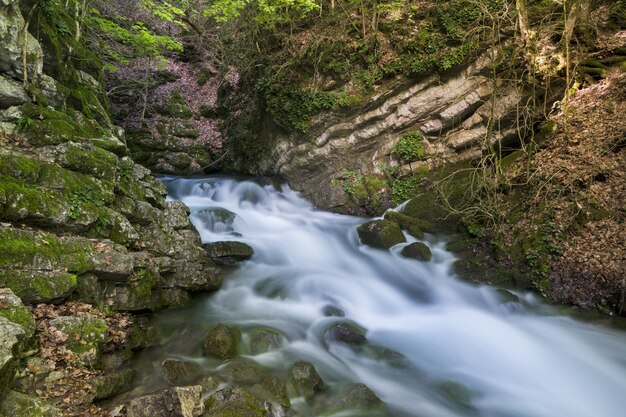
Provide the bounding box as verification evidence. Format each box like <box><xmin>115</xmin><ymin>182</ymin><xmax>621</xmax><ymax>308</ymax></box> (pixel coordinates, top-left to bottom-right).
<box><xmin>61</xmin><ymin>143</ymin><xmax>119</xmax><ymax>179</ymax></box>
<box><xmin>2</xmin><ymin>271</ymin><xmax>77</xmax><ymax>304</ymax></box>
<box><xmin>53</xmin><ymin>316</ymin><xmax>108</xmax><ymax>355</ymax></box>
<box><xmin>0</xmin><ymin>175</ymin><xmax>69</xmax><ymax>223</ymax></box>
<box><xmin>0</xmin><ymin>306</ymin><xmax>36</xmax><ymax>339</ymax></box>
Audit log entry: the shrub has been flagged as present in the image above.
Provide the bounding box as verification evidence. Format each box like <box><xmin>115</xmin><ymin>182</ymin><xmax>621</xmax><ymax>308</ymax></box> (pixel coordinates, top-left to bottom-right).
<box><xmin>392</xmin><ymin>131</ymin><xmax>426</xmax><ymax>163</ymax></box>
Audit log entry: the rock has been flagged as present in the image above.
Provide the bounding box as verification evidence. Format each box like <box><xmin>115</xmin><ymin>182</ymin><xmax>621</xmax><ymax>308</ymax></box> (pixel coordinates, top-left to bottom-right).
<box><xmin>204</xmin><ymin>241</ymin><xmax>254</xmax><ymax>264</ymax></box>
<box><xmin>0</xmin><ymin>0</ymin><xmax>43</xmax><ymax>79</ymax></box>
<box><xmin>162</xmin><ymin>359</ymin><xmax>201</xmax><ymax>386</ymax></box>
<box><xmin>290</xmin><ymin>360</ymin><xmax>324</xmax><ymax>400</ymax></box>
<box><xmin>223</xmin><ymin>359</ymin><xmax>264</xmax><ymax>385</ymax></box>
<box><xmin>251</xmin><ymin>375</ymin><xmax>290</xmax><ymax>409</ymax></box>
<box><xmin>203</xmin><ymin>386</ymin><xmax>268</xmax><ymax>417</ymax></box>
<box><xmin>1</xmin><ymin>271</ymin><xmax>77</xmax><ymax>304</ymax></box>
<box><xmin>438</xmin><ymin>380</ymin><xmax>473</xmax><ymax>408</ymax></box>
<box><xmin>38</xmin><ymin>142</ymin><xmax>119</xmax><ymax>179</ymax></box>
<box><xmin>0</xmin><ymin>288</ymin><xmax>36</xmax><ymax>339</ymax></box>
<box><xmin>400</xmin><ymin>242</ymin><xmax>433</xmax><ymax>261</ymax></box>
<box><xmin>164</xmin><ymin>201</ymin><xmax>191</xmax><ymax>230</ymax></box>
<box><xmin>357</xmin><ymin>220</ymin><xmax>406</xmax><ymax>249</ymax></box>
<box><xmin>0</xmin><ymin>75</ymin><xmax>29</xmax><ymax>108</ymax></box>
<box><xmin>196</xmin><ymin>208</ymin><xmax>237</xmax><ymax>233</ymax></box>
<box><xmin>249</xmin><ymin>327</ymin><xmax>285</xmax><ymax>355</ymax></box>
<box><xmin>90</xmin><ymin>369</ymin><xmax>136</xmax><ymax>400</ymax></box>
<box><xmin>326</xmin><ymin>323</ymin><xmax>367</xmax><ymax>345</ymax></box>
<box><xmin>383</xmin><ymin>210</ymin><xmax>428</xmax><ymax>238</ymax></box>
<box><xmin>322</xmin><ymin>305</ymin><xmax>345</xmax><ymax>317</ymax></box>
<box><xmin>162</xmin><ymin>261</ymin><xmax>223</xmax><ymax>292</ymax></box>
<box><xmin>0</xmin><ymin>390</ymin><xmax>62</xmax><ymax>417</ymax></box>
<box><xmin>49</xmin><ymin>315</ymin><xmax>108</xmax><ymax>367</ymax></box>
<box><xmin>90</xmin><ymin>242</ymin><xmax>135</xmax><ymax>281</ymax></box>
<box><xmin>0</xmin><ymin>317</ymin><xmax>25</xmax><ymax>402</ymax></box>
<box><xmin>328</xmin><ymin>383</ymin><xmax>383</xmax><ymax>413</ymax></box>
<box><xmin>126</xmin><ymin>386</ymin><xmax>204</xmax><ymax>417</ymax></box>
<box><xmin>203</xmin><ymin>324</ymin><xmax>240</xmax><ymax>360</ymax></box>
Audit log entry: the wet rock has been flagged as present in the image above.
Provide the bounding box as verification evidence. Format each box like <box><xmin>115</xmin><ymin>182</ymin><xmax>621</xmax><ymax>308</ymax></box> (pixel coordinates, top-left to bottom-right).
<box><xmin>400</xmin><ymin>242</ymin><xmax>433</xmax><ymax>261</ymax></box>
<box><xmin>196</xmin><ymin>208</ymin><xmax>237</xmax><ymax>233</ymax></box>
<box><xmin>203</xmin><ymin>386</ymin><xmax>268</xmax><ymax>417</ymax></box>
<box><xmin>438</xmin><ymin>380</ymin><xmax>473</xmax><ymax>408</ymax></box>
<box><xmin>251</xmin><ymin>375</ymin><xmax>291</xmax><ymax>409</ymax></box>
<box><xmin>223</xmin><ymin>359</ymin><xmax>265</xmax><ymax>385</ymax></box>
<box><xmin>357</xmin><ymin>220</ymin><xmax>406</xmax><ymax>249</ymax></box>
<box><xmin>49</xmin><ymin>315</ymin><xmax>108</xmax><ymax>367</ymax></box>
<box><xmin>162</xmin><ymin>261</ymin><xmax>223</xmax><ymax>292</ymax></box>
<box><xmin>383</xmin><ymin>210</ymin><xmax>428</xmax><ymax>239</ymax></box>
<box><xmin>0</xmin><ymin>390</ymin><xmax>61</xmax><ymax>417</ymax></box>
<box><xmin>249</xmin><ymin>327</ymin><xmax>285</xmax><ymax>355</ymax></box>
<box><xmin>326</xmin><ymin>323</ymin><xmax>367</xmax><ymax>345</ymax></box>
<box><xmin>0</xmin><ymin>288</ymin><xmax>36</xmax><ymax>340</ymax></box>
<box><xmin>90</xmin><ymin>369</ymin><xmax>136</xmax><ymax>400</ymax></box>
<box><xmin>496</xmin><ymin>289</ymin><xmax>520</xmax><ymax>304</ymax></box>
<box><xmin>322</xmin><ymin>305</ymin><xmax>345</xmax><ymax>317</ymax></box>
<box><xmin>290</xmin><ymin>360</ymin><xmax>325</xmax><ymax>399</ymax></box>
<box><xmin>327</xmin><ymin>383</ymin><xmax>383</xmax><ymax>413</ymax></box>
<box><xmin>162</xmin><ymin>359</ymin><xmax>201</xmax><ymax>386</ymax></box>
<box><xmin>0</xmin><ymin>317</ymin><xmax>25</xmax><ymax>402</ymax></box>
<box><xmin>204</xmin><ymin>241</ymin><xmax>254</xmax><ymax>265</ymax></box>
<box><xmin>126</xmin><ymin>385</ymin><xmax>204</xmax><ymax>417</ymax></box>
<box><xmin>203</xmin><ymin>324</ymin><xmax>240</xmax><ymax>360</ymax></box>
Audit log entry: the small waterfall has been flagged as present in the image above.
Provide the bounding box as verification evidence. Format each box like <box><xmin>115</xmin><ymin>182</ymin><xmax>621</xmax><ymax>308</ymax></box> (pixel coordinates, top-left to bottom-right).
<box><xmin>153</xmin><ymin>176</ymin><xmax>626</xmax><ymax>417</ymax></box>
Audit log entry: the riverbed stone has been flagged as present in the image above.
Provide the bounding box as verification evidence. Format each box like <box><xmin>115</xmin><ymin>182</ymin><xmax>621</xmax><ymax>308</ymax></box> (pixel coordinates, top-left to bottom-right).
<box><xmin>357</xmin><ymin>220</ymin><xmax>406</xmax><ymax>249</ymax></box>
<box><xmin>400</xmin><ymin>242</ymin><xmax>433</xmax><ymax>261</ymax></box>
<box><xmin>326</xmin><ymin>323</ymin><xmax>367</xmax><ymax>345</ymax></box>
<box><xmin>290</xmin><ymin>360</ymin><xmax>325</xmax><ymax>400</ymax></box>
<box><xmin>383</xmin><ymin>210</ymin><xmax>428</xmax><ymax>239</ymax></box>
<box><xmin>162</xmin><ymin>359</ymin><xmax>201</xmax><ymax>386</ymax></box>
<box><xmin>251</xmin><ymin>375</ymin><xmax>290</xmax><ymax>409</ymax></box>
<box><xmin>126</xmin><ymin>385</ymin><xmax>204</xmax><ymax>417</ymax></box>
<box><xmin>326</xmin><ymin>383</ymin><xmax>383</xmax><ymax>414</ymax></box>
<box><xmin>0</xmin><ymin>390</ymin><xmax>62</xmax><ymax>417</ymax></box>
<box><xmin>249</xmin><ymin>327</ymin><xmax>284</xmax><ymax>355</ymax></box>
<box><xmin>204</xmin><ymin>241</ymin><xmax>254</xmax><ymax>264</ymax></box>
<box><xmin>203</xmin><ymin>324</ymin><xmax>240</xmax><ymax>360</ymax></box>
<box><xmin>203</xmin><ymin>386</ymin><xmax>267</xmax><ymax>417</ymax></box>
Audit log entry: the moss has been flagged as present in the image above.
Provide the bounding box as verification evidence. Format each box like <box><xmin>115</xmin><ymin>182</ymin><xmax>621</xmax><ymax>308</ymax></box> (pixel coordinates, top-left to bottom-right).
<box><xmin>67</xmin><ymin>85</ymin><xmax>111</xmax><ymax>127</ymax></box>
<box><xmin>357</xmin><ymin>219</ymin><xmax>406</xmax><ymax>249</ymax></box>
<box><xmin>53</xmin><ymin>316</ymin><xmax>108</xmax><ymax>355</ymax></box>
<box><xmin>0</xmin><ymin>306</ymin><xmax>36</xmax><ymax>340</ymax></box>
<box><xmin>60</xmin><ymin>143</ymin><xmax>119</xmax><ymax>179</ymax></box>
<box><xmin>132</xmin><ymin>269</ymin><xmax>159</xmax><ymax>301</ymax></box>
<box><xmin>0</xmin><ymin>391</ymin><xmax>62</xmax><ymax>417</ymax></box>
<box><xmin>390</xmin><ymin>167</ymin><xmax>429</xmax><ymax>206</ymax></box>
<box><xmin>383</xmin><ymin>210</ymin><xmax>427</xmax><ymax>239</ymax></box>
<box><xmin>400</xmin><ymin>242</ymin><xmax>432</xmax><ymax>261</ymax></box>
<box><xmin>0</xmin><ymin>175</ymin><xmax>69</xmax><ymax>223</ymax></box>
<box><xmin>203</xmin><ymin>324</ymin><xmax>241</xmax><ymax>360</ymax></box>
<box><xmin>2</xmin><ymin>271</ymin><xmax>77</xmax><ymax>304</ymax></box>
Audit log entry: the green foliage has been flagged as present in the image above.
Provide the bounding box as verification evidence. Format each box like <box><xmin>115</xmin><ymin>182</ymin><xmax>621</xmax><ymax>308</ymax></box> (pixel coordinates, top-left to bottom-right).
<box><xmin>69</xmin><ymin>190</ymin><xmax>106</xmax><ymax>220</ymax></box>
<box><xmin>392</xmin><ymin>131</ymin><xmax>425</xmax><ymax>164</ymax></box>
<box><xmin>390</xmin><ymin>166</ymin><xmax>429</xmax><ymax>205</ymax></box>
<box><xmin>610</xmin><ymin>0</ymin><xmax>626</xmax><ymax>28</ymax></box>
<box><xmin>205</xmin><ymin>0</ymin><xmax>319</xmax><ymax>27</ymax></box>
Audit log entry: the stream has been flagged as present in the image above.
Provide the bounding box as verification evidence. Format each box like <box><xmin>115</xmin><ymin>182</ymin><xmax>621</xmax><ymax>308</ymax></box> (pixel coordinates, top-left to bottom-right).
<box><xmin>124</xmin><ymin>176</ymin><xmax>626</xmax><ymax>417</ymax></box>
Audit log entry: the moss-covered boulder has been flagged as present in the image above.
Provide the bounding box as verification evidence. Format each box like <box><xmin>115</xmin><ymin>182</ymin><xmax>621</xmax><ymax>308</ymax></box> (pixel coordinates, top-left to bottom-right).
<box><xmin>162</xmin><ymin>359</ymin><xmax>201</xmax><ymax>386</ymax></box>
<box><xmin>203</xmin><ymin>324</ymin><xmax>240</xmax><ymax>360</ymax></box>
<box><xmin>400</xmin><ymin>242</ymin><xmax>433</xmax><ymax>261</ymax></box>
<box><xmin>383</xmin><ymin>210</ymin><xmax>428</xmax><ymax>238</ymax></box>
<box><xmin>1</xmin><ymin>271</ymin><xmax>77</xmax><ymax>304</ymax></box>
<box><xmin>357</xmin><ymin>220</ymin><xmax>406</xmax><ymax>249</ymax></box>
<box><xmin>126</xmin><ymin>385</ymin><xmax>204</xmax><ymax>417</ymax></box>
<box><xmin>0</xmin><ymin>288</ymin><xmax>36</xmax><ymax>340</ymax></box>
<box><xmin>90</xmin><ymin>369</ymin><xmax>136</xmax><ymax>401</ymax></box>
<box><xmin>0</xmin><ymin>390</ymin><xmax>62</xmax><ymax>417</ymax></box>
<box><xmin>290</xmin><ymin>360</ymin><xmax>325</xmax><ymax>400</ymax></box>
<box><xmin>38</xmin><ymin>142</ymin><xmax>118</xmax><ymax>179</ymax></box>
<box><xmin>204</xmin><ymin>241</ymin><xmax>254</xmax><ymax>265</ymax></box>
<box><xmin>203</xmin><ymin>387</ymin><xmax>266</xmax><ymax>417</ymax></box>
<box><xmin>49</xmin><ymin>315</ymin><xmax>108</xmax><ymax>366</ymax></box>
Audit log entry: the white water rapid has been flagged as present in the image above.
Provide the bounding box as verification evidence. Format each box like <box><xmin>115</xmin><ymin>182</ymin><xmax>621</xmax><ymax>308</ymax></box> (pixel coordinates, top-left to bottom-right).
<box><xmin>156</xmin><ymin>176</ymin><xmax>626</xmax><ymax>417</ymax></box>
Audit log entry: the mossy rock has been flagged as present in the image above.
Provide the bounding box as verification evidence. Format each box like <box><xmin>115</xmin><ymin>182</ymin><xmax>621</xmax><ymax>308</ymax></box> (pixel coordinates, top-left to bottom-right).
<box><xmin>357</xmin><ymin>219</ymin><xmax>406</xmax><ymax>249</ymax></box>
<box><xmin>400</xmin><ymin>242</ymin><xmax>432</xmax><ymax>262</ymax></box>
<box><xmin>203</xmin><ymin>324</ymin><xmax>241</xmax><ymax>360</ymax></box>
<box><xmin>0</xmin><ymin>390</ymin><xmax>62</xmax><ymax>417</ymax></box>
<box><xmin>161</xmin><ymin>359</ymin><xmax>201</xmax><ymax>386</ymax></box>
<box><xmin>203</xmin><ymin>386</ymin><xmax>267</xmax><ymax>417</ymax></box>
<box><xmin>49</xmin><ymin>315</ymin><xmax>108</xmax><ymax>366</ymax></box>
<box><xmin>326</xmin><ymin>322</ymin><xmax>367</xmax><ymax>345</ymax></box>
<box><xmin>90</xmin><ymin>369</ymin><xmax>136</xmax><ymax>400</ymax></box>
<box><xmin>0</xmin><ymin>288</ymin><xmax>36</xmax><ymax>339</ymax></box>
<box><xmin>248</xmin><ymin>327</ymin><xmax>285</xmax><ymax>355</ymax></box>
<box><xmin>251</xmin><ymin>375</ymin><xmax>290</xmax><ymax>409</ymax></box>
<box><xmin>1</xmin><ymin>271</ymin><xmax>77</xmax><ymax>304</ymax></box>
<box><xmin>38</xmin><ymin>142</ymin><xmax>118</xmax><ymax>179</ymax></box>
<box><xmin>290</xmin><ymin>360</ymin><xmax>325</xmax><ymax>400</ymax></box>
<box><xmin>0</xmin><ymin>318</ymin><xmax>26</xmax><ymax>404</ymax></box>
<box><xmin>323</xmin><ymin>383</ymin><xmax>383</xmax><ymax>415</ymax></box>
<box><xmin>383</xmin><ymin>210</ymin><xmax>429</xmax><ymax>239</ymax></box>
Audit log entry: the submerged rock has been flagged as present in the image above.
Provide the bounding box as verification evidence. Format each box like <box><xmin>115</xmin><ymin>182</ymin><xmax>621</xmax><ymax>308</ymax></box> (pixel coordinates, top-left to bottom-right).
<box><xmin>251</xmin><ymin>375</ymin><xmax>290</xmax><ymax>409</ymax></box>
<box><xmin>290</xmin><ymin>360</ymin><xmax>325</xmax><ymax>400</ymax></box>
<box><xmin>126</xmin><ymin>385</ymin><xmax>204</xmax><ymax>417</ymax></box>
<box><xmin>204</xmin><ymin>241</ymin><xmax>254</xmax><ymax>265</ymax></box>
<box><xmin>400</xmin><ymin>242</ymin><xmax>433</xmax><ymax>261</ymax></box>
<box><xmin>203</xmin><ymin>386</ymin><xmax>268</xmax><ymax>417</ymax></box>
<box><xmin>357</xmin><ymin>220</ymin><xmax>406</xmax><ymax>249</ymax></box>
<box><xmin>248</xmin><ymin>327</ymin><xmax>285</xmax><ymax>355</ymax></box>
<box><xmin>326</xmin><ymin>383</ymin><xmax>383</xmax><ymax>414</ymax></box>
<box><xmin>162</xmin><ymin>359</ymin><xmax>201</xmax><ymax>386</ymax></box>
<box><xmin>203</xmin><ymin>324</ymin><xmax>240</xmax><ymax>360</ymax></box>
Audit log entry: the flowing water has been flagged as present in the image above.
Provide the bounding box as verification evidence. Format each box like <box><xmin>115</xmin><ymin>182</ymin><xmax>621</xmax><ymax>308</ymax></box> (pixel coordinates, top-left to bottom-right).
<box><xmin>128</xmin><ymin>176</ymin><xmax>626</xmax><ymax>417</ymax></box>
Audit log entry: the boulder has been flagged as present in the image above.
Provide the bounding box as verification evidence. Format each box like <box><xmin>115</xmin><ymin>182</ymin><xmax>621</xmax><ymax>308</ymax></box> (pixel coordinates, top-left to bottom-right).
<box><xmin>164</xmin><ymin>201</ymin><xmax>192</xmax><ymax>230</ymax></box>
<box><xmin>204</xmin><ymin>241</ymin><xmax>254</xmax><ymax>265</ymax></box>
<box><xmin>0</xmin><ymin>317</ymin><xmax>25</xmax><ymax>402</ymax></box>
<box><xmin>0</xmin><ymin>0</ymin><xmax>43</xmax><ymax>79</ymax></box>
<box><xmin>326</xmin><ymin>323</ymin><xmax>367</xmax><ymax>345</ymax></box>
<box><xmin>357</xmin><ymin>220</ymin><xmax>406</xmax><ymax>249</ymax></box>
<box><xmin>0</xmin><ymin>75</ymin><xmax>29</xmax><ymax>109</ymax></box>
<box><xmin>203</xmin><ymin>324</ymin><xmax>240</xmax><ymax>360</ymax></box>
<box><xmin>400</xmin><ymin>242</ymin><xmax>432</xmax><ymax>261</ymax></box>
<box><xmin>203</xmin><ymin>386</ymin><xmax>268</xmax><ymax>417</ymax></box>
<box><xmin>162</xmin><ymin>359</ymin><xmax>201</xmax><ymax>386</ymax></box>
<box><xmin>126</xmin><ymin>385</ymin><xmax>204</xmax><ymax>417</ymax></box>
<box><xmin>290</xmin><ymin>360</ymin><xmax>324</xmax><ymax>400</ymax></box>
<box><xmin>327</xmin><ymin>383</ymin><xmax>383</xmax><ymax>413</ymax></box>
<box><xmin>49</xmin><ymin>315</ymin><xmax>108</xmax><ymax>367</ymax></box>
<box><xmin>0</xmin><ymin>390</ymin><xmax>61</xmax><ymax>417</ymax></box>
<box><xmin>251</xmin><ymin>375</ymin><xmax>290</xmax><ymax>409</ymax></box>
<box><xmin>383</xmin><ymin>210</ymin><xmax>428</xmax><ymax>238</ymax></box>
<box><xmin>1</xmin><ymin>271</ymin><xmax>77</xmax><ymax>304</ymax></box>
<box><xmin>90</xmin><ymin>369</ymin><xmax>136</xmax><ymax>400</ymax></box>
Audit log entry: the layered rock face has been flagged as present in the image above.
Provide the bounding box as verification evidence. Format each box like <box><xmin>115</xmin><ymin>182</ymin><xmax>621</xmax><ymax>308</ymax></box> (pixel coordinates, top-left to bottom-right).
<box><xmin>261</xmin><ymin>53</ymin><xmax>558</xmax><ymax>210</ymax></box>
